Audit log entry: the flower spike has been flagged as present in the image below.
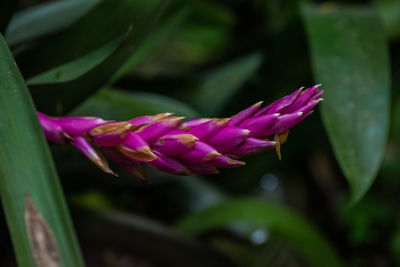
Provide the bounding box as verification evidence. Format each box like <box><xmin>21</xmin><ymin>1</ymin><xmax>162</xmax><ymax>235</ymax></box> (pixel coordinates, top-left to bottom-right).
<box><xmin>37</xmin><ymin>85</ymin><xmax>323</xmax><ymax>180</ymax></box>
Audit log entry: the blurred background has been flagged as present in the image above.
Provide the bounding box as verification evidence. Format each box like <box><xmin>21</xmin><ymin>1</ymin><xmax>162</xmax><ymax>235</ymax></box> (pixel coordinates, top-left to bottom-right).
<box><xmin>1</xmin><ymin>0</ymin><xmax>400</xmax><ymax>266</ymax></box>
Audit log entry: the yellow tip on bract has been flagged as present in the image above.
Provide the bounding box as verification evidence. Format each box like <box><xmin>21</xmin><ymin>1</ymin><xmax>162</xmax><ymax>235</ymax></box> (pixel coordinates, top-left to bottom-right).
<box><xmin>253</xmin><ymin>101</ymin><xmax>264</xmax><ymax>108</ymax></box>
<box><xmin>119</xmin><ymin>146</ymin><xmax>158</xmax><ymax>162</ymax></box>
<box><xmin>274</xmin><ymin>134</ymin><xmax>282</xmax><ymax>160</ymax></box>
<box><xmin>90</xmin><ymin>151</ymin><xmax>118</xmax><ymax>177</ymax></box>
<box><xmin>279</xmin><ymin>130</ymin><xmax>290</xmax><ymax>145</ymax></box>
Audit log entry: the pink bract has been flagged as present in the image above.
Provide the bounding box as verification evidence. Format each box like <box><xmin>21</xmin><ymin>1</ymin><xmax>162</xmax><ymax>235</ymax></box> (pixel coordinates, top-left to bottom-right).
<box><xmin>37</xmin><ymin>85</ymin><xmax>323</xmax><ymax>180</ymax></box>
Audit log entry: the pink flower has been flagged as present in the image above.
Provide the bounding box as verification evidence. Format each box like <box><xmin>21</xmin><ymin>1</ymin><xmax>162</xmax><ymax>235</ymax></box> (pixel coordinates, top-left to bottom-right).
<box><xmin>38</xmin><ymin>85</ymin><xmax>323</xmax><ymax>180</ymax></box>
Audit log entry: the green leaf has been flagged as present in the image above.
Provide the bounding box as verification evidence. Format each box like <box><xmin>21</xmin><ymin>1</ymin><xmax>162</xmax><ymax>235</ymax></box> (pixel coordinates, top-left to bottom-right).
<box><xmin>302</xmin><ymin>4</ymin><xmax>390</xmax><ymax>204</ymax></box>
<box><xmin>190</xmin><ymin>53</ymin><xmax>262</xmax><ymax>116</ymax></box>
<box><xmin>111</xmin><ymin>6</ymin><xmax>191</xmax><ymax>82</ymax></box>
<box><xmin>27</xmin><ymin>35</ymin><xmax>123</xmax><ymax>85</ymax></box>
<box><xmin>6</xmin><ymin>0</ymin><xmax>100</xmax><ymax>47</ymax></box>
<box><xmin>17</xmin><ymin>0</ymin><xmax>168</xmax><ymax>78</ymax></box>
<box><xmin>72</xmin><ymin>87</ymin><xmax>200</xmax><ymax>120</ymax></box>
<box><xmin>177</xmin><ymin>198</ymin><xmax>343</xmax><ymax>267</ymax></box>
<box><xmin>27</xmin><ymin>0</ymin><xmax>168</xmax><ymax>114</ymax></box>
<box><xmin>0</xmin><ymin>34</ymin><xmax>85</xmax><ymax>267</ymax></box>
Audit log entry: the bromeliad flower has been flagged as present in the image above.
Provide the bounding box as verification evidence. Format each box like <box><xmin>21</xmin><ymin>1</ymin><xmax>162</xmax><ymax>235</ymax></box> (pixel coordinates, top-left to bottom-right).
<box><xmin>38</xmin><ymin>85</ymin><xmax>323</xmax><ymax>180</ymax></box>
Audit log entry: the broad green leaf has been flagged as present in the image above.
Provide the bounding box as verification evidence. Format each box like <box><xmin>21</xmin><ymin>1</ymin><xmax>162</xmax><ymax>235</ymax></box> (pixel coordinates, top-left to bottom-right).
<box><xmin>27</xmin><ymin>35</ymin><xmax>123</xmax><ymax>85</ymax></box>
<box><xmin>27</xmin><ymin>0</ymin><xmax>168</xmax><ymax>114</ymax></box>
<box><xmin>177</xmin><ymin>198</ymin><xmax>343</xmax><ymax>267</ymax></box>
<box><xmin>190</xmin><ymin>53</ymin><xmax>262</xmax><ymax>116</ymax></box>
<box><xmin>0</xmin><ymin>34</ymin><xmax>85</xmax><ymax>267</ymax></box>
<box><xmin>72</xmin><ymin>88</ymin><xmax>200</xmax><ymax>120</ymax></box>
<box><xmin>6</xmin><ymin>0</ymin><xmax>100</xmax><ymax>47</ymax></box>
<box><xmin>111</xmin><ymin>1</ymin><xmax>234</xmax><ymax>77</ymax></box>
<box><xmin>111</xmin><ymin>7</ymin><xmax>191</xmax><ymax>82</ymax></box>
<box><xmin>302</xmin><ymin>4</ymin><xmax>390</xmax><ymax>204</ymax></box>
<box><xmin>17</xmin><ymin>0</ymin><xmax>168</xmax><ymax>78</ymax></box>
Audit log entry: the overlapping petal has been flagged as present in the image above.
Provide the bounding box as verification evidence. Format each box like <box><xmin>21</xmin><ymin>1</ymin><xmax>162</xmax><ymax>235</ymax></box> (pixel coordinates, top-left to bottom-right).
<box><xmin>37</xmin><ymin>85</ymin><xmax>323</xmax><ymax>180</ymax></box>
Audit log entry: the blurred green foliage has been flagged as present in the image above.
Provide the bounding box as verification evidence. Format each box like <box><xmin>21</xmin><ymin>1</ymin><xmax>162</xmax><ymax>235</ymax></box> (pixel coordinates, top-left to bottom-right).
<box><xmin>1</xmin><ymin>0</ymin><xmax>400</xmax><ymax>266</ymax></box>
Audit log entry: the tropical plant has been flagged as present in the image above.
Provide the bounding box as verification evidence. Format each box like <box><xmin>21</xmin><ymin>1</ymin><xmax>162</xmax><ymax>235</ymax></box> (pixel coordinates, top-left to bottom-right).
<box><xmin>0</xmin><ymin>0</ymin><xmax>398</xmax><ymax>266</ymax></box>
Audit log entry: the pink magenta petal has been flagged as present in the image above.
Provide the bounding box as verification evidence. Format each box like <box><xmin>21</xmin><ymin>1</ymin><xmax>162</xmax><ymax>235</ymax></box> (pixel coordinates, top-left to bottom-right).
<box><xmin>119</xmin><ymin>132</ymin><xmax>158</xmax><ymax>162</ymax></box>
<box><xmin>272</xmin><ymin>99</ymin><xmax>322</xmax><ymax>134</ymax></box>
<box><xmin>252</xmin><ymin>103</ymin><xmax>271</xmax><ymax>118</ymax></box>
<box><xmin>71</xmin><ymin>136</ymin><xmax>115</xmax><ymax>175</ymax></box>
<box><xmin>56</xmin><ymin>116</ymin><xmax>105</xmax><ymax>137</ymax></box>
<box><xmin>209</xmin><ymin>155</ymin><xmax>245</xmax><ymax>168</ymax></box>
<box><xmin>267</xmin><ymin>112</ymin><xmax>304</xmax><ymax>135</ymax></box>
<box><xmin>154</xmin><ymin>130</ymin><xmax>198</xmax><ymax>157</ymax></box>
<box><xmin>129</xmin><ymin>113</ymin><xmax>173</xmax><ymax>127</ymax></box>
<box><xmin>148</xmin><ymin>151</ymin><xmax>191</xmax><ymax>175</ymax></box>
<box><xmin>228</xmin><ymin>101</ymin><xmax>263</xmax><ymax>126</ymax></box>
<box><xmin>188</xmin><ymin>118</ymin><xmax>229</xmax><ymax>141</ymax></box>
<box><xmin>37</xmin><ymin>112</ymin><xmax>67</xmax><ymax>143</ymax></box>
<box><xmin>208</xmin><ymin>126</ymin><xmax>250</xmax><ymax>153</ymax></box>
<box><xmin>179</xmin><ymin>141</ymin><xmax>220</xmax><ymax>164</ymax></box>
<box><xmin>136</xmin><ymin>116</ymin><xmax>184</xmax><ymax>144</ymax></box>
<box><xmin>283</xmin><ymin>85</ymin><xmax>320</xmax><ymax>113</ymax></box>
<box><xmin>89</xmin><ymin>121</ymin><xmax>132</xmax><ymax>147</ymax></box>
<box><xmin>262</xmin><ymin>87</ymin><xmax>303</xmax><ymax>115</ymax></box>
<box><xmin>229</xmin><ymin>138</ymin><xmax>276</xmax><ymax>157</ymax></box>
<box><xmin>239</xmin><ymin>113</ymin><xmax>279</xmax><ymax>137</ymax></box>
<box><xmin>310</xmin><ymin>90</ymin><xmax>324</xmax><ymax>101</ymax></box>
<box><xmin>179</xmin><ymin>118</ymin><xmax>213</xmax><ymax>130</ymax></box>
